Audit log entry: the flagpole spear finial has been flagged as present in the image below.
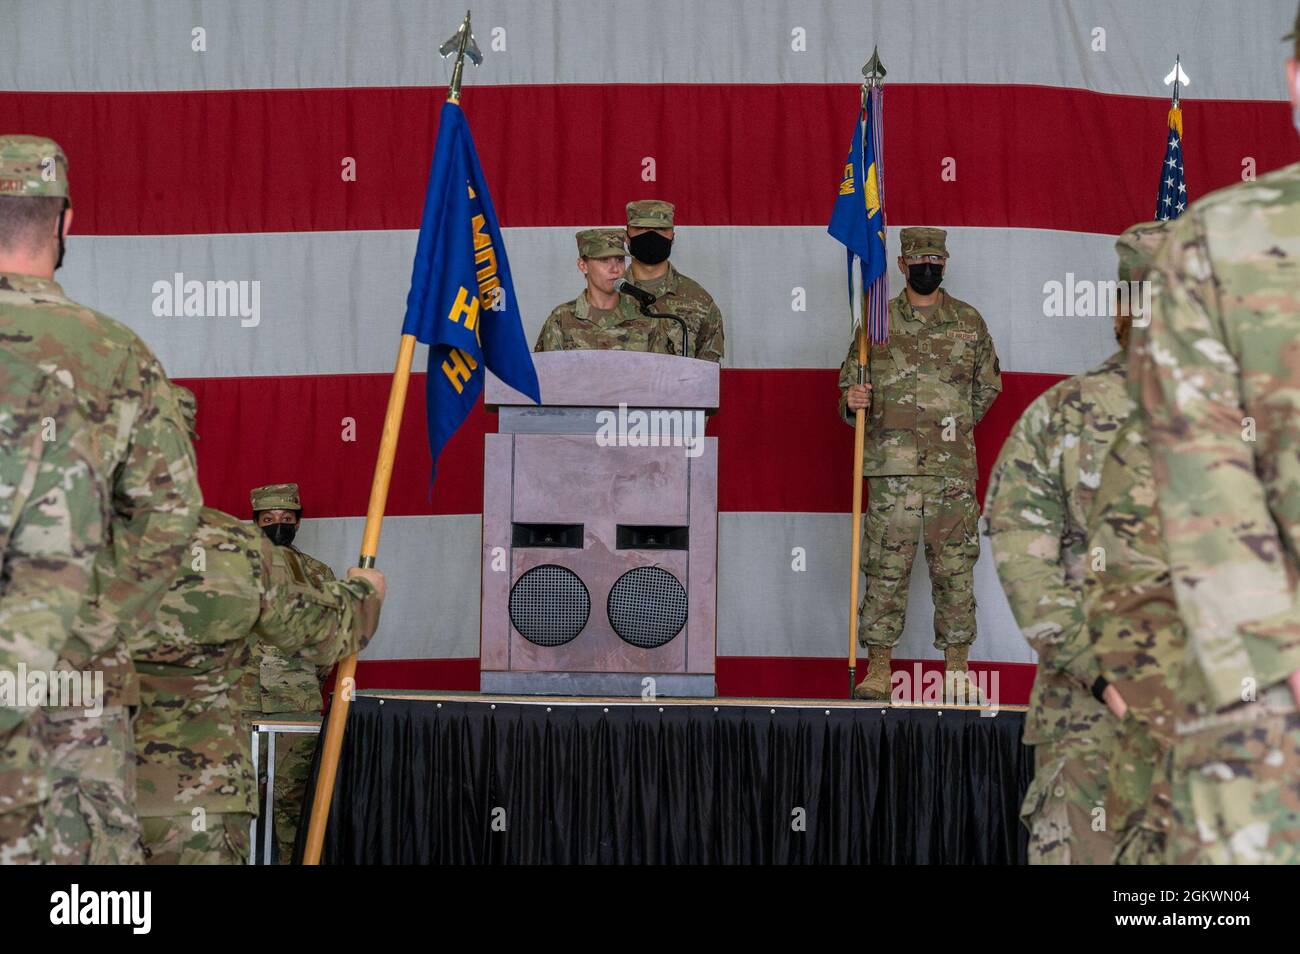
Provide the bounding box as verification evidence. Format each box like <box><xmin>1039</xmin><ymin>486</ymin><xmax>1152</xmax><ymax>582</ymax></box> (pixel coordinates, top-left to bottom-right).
<box><xmin>440</xmin><ymin>9</ymin><xmax>484</xmax><ymax>104</ymax></box>
<box><xmin>861</xmin><ymin>46</ymin><xmax>886</xmax><ymax>104</ymax></box>
<box><xmin>1164</xmin><ymin>53</ymin><xmax>1190</xmax><ymax>109</ymax></box>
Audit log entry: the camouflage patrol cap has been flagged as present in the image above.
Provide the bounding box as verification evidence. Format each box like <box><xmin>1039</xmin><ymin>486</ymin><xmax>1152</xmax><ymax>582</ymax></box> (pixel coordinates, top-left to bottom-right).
<box><xmin>626</xmin><ymin>199</ymin><xmax>675</xmax><ymax>229</ymax></box>
<box><xmin>576</xmin><ymin>228</ymin><xmax>628</xmax><ymax>259</ymax></box>
<box><xmin>0</xmin><ymin>135</ymin><xmax>69</xmax><ymax>199</ymax></box>
<box><xmin>900</xmin><ymin>227</ymin><xmax>948</xmax><ymax>258</ymax></box>
<box><xmin>173</xmin><ymin>385</ymin><xmax>198</xmax><ymax>442</ymax></box>
<box><xmin>250</xmin><ymin>483</ymin><xmax>301</xmax><ymax>512</ymax></box>
<box><xmin>1115</xmin><ymin>220</ymin><xmax>1170</xmax><ymax>283</ymax></box>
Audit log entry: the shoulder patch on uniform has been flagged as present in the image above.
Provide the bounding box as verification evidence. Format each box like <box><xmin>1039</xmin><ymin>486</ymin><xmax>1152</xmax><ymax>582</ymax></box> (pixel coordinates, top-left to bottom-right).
<box><xmin>279</xmin><ymin>547</ymin><xmax>310</xmax><ymax>586</ymax></box>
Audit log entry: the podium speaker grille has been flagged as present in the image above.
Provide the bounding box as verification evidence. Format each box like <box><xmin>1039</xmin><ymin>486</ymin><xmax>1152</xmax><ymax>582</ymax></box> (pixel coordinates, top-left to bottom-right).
<box><xmin>607</xmin><ymin>566</ymin><xmax>688</xmax><ymax>649</ymax></box>
<box><xmin>509</xmin><ymin>564</ymin><xmax>590</xmax><ymax>646</ymax></box>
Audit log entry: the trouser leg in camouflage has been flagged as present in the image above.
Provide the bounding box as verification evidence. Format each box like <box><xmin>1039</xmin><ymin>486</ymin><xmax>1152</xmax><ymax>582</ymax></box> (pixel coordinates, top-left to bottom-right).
<box><xmin>1105</xmin><ymin>714</ymin><xmax>1174</xmax><ymax>864</ymax></box>
<box><xmin>0</xmin><ymin>716</ymin><xmax>50</xmax><ymax>864</ymax></box>
<box><xmin>0</xmin><ymin>806</ymin><xmax>46</xmax><ymax>864</ymax></box>
<box><xmin>859</xmin><ymin>475</ymin><xmax>979</xmax><ymax>649</ymax></box>
<box><xmin>1020</xmin><ymin>730</ymin><xmax>1117</xmax><ymax>865</ymax></box>
<box><xmin>1168</xmin><ymin>708</ymin><xmax>1300</xmax><ymax>864</ymax></box>
<box><xmin>1113</xmin><ymin>825</ymin><xmax>1168</xmax><ymax>865</ymax></box>
<box><xmin>44</xmin><ymin>704</ymin><xmax>143</xmax><ymax>864</ymax></box>
<box><xmin>271</xmin><ymin>731</ymin><xmax>313</xmax><ymax>864</ymax></box>
<box><xmin>141</xmin><ymin>812</ymin><xmax>253</xmax><ymax>865</ymax></box>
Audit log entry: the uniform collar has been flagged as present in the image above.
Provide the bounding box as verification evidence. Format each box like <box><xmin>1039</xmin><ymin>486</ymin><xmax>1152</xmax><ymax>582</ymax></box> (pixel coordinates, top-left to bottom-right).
<box><xmin>0</xmin><ymin>272</ymin><xmax>65</xmax><ymax>296</ymax></box>
<box><xmin>626</xmin><ymin>262</ymin><xmax>679</xmax><ymax>296</ymax></box>
<box><xmin>574</xmin><ymin>289</ymin><xmax>638</xmax><ymax>324</ymax></box>
<box><xmin>895</xmin><ymin>288</ymin><xmax>947</xmax><ymax>324</ymax></box>
<box><xmin>1100</xmin><ymin>348</ymin><xmax>1128</xmax><ymax>372</ymax></box>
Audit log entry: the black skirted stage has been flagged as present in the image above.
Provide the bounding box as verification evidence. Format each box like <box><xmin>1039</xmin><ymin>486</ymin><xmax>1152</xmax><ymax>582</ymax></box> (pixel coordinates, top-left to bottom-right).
<box><xmin>303</xmin><ymin>691</ymin><xmax>1031</xmax><ymax>864</ymax></box>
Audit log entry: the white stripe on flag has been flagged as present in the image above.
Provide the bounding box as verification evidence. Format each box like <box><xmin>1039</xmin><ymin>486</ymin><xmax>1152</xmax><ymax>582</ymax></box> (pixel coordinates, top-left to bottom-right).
<box><xmin>292</xmin><ymin>512</ymin><xmax>1034</xmax><ymax>665</ymax></box>
<box><xmin>1</xmin><ymin>0</ymin><xmax>1288</xmax><ymax>101</ymax></box>
<box><xmin>61</xmin><ymin>225</ymin><xmax>1124</xmax><ymax>378</ymax></box>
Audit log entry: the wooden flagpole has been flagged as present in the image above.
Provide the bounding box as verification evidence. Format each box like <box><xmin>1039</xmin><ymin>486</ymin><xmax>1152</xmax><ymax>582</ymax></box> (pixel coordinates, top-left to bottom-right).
<box><xmin>302</xmin><ymin>334</ymin><xmax>416</xmax><ymax>865</ymax></box>
<box><xmin>847</xmin><ymin>319</ymin><xmax>867</xmax><ymax>697</ymax></box>
<box><xmin>847</xmin><ymin>50</ymin><xmax>885</xmax><ymax>698</ymax></box>
<box><xmin>302</xmin><ymin>11</ymin><xmax>479</xmax><ymax>865</ymax></box>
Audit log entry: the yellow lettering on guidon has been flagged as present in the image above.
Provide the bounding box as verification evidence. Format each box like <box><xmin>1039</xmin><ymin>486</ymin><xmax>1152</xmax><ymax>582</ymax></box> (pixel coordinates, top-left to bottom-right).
<box><xmin>447</xmin><ymin>286</ymin><xmax>480</xmax><ymax>332</ymax></box>
<box><xmin>471</xmin><ymin>213</ymin><xmax>491</xmax><ymax>253</ymax></box>
<box><xmin>838</xmin><ymin>162</ymin><xmax>854</xmax><ymax>196</ymax></box>
<box><xmin>471</xmin><ymin>212</ymin><xmax>502</xmax><ymax>325</ymax></box>
<box><xmin>442</xmin><ymin>348</ymin><xmax>479</xmax><ymax>393</ymax></box>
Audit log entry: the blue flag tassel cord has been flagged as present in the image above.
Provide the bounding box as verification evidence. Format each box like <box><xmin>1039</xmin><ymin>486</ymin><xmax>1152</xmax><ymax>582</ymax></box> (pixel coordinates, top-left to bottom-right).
<box><xmin>304</xmin><ymin>91</ymin><xmax>540</xmax><ymax>863</ymax></box>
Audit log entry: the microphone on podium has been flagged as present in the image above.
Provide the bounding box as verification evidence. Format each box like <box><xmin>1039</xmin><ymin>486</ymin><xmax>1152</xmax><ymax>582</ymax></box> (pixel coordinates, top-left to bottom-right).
<box><xmin>617</xmin><ymin>281</ymin><xmax>690</xmax><ymax>358</ymax></box>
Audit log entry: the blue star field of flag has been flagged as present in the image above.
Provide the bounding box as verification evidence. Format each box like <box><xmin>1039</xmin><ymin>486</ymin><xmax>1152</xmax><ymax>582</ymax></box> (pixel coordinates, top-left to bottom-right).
<box><xmin>1155</xmin><ymin>122</ymin><xmax>1187</xmax><ymax>220</ymax></box>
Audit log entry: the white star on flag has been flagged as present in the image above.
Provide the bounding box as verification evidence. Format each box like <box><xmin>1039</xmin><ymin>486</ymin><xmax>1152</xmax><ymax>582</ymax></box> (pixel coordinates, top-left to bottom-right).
<box><xmin>1155</xmin><ymin>109</ymin><xmax>1188</xmax><ymax>219</ymax></box>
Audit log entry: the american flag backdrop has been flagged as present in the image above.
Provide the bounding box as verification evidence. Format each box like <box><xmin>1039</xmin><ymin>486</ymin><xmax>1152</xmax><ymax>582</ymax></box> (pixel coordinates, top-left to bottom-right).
<box><xmin>3</xmin><ymin>0</ymin><xmax>1296</xmax><ymax>704</ymax></box>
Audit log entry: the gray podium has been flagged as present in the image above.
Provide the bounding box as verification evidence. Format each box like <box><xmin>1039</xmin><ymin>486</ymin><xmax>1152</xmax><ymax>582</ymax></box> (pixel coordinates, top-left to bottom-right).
<box><xmin>481</xmin><ymin>351</ymin><xmax>719</xmax><ymax>697</ymax></box>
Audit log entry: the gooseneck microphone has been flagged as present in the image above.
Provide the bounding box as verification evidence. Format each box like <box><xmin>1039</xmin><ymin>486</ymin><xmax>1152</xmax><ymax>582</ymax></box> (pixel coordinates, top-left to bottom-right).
<box><xmin>617</xmin><ymin>281</ymin><xmax>690</xmax><ymax>358</ymax></box>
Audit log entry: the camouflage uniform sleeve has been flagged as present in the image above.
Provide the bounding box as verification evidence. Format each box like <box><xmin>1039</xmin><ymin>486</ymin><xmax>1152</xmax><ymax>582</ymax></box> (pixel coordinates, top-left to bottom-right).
<box><xmin>251</xmin><ymin>535</ymin><xmax>381</xmax><ymax>667</ymax></box>
<box><xmin>984</xmin><ymin>395</ymin><xmax>1098</xmax><ymax>687</ymax></box>
<box><xmin>693</xmin><ymin>300</ymin><xmax>725</xmax><ymax>363</ymax></box>
<box><xmin>533</xmin><ymin>309</ymin><xmax>564</xmax><ymax>353</ymax></box>
<box><xmin>0</xmin><ymin>377</ymin><xmax>103</xmax><ymax>731</ymax></box>
<box><xmin>96</xmin><ymin>345</ymin><xmax>202</xmax><ymax>628</ymax></box>
<box><xmin>303</xmin><ymin>554</ymin><xmax>341</xmax><ymax>682</ymax></box>
<box><xmin>836</xmin><ymin>335</ymin><xmax>863</xmax><ymax>426</ymax></box>
<box><xmin>970</xmin><ymin>318</ymin><xmax>1002</xmax><ymax>425</ymax></box>
<box><xmin>1135</xmin><ymin>212</ymin><xmax>1300</xmax><ymax>706</ymax></box>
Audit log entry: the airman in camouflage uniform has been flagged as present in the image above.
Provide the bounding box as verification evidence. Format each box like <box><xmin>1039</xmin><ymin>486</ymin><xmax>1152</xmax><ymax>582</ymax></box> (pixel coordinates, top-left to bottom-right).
<box><xmin>1084</xmin><ymin>419</ymin><xmax>1188</xmax><ymax>865</ymax></box>
<box><xmin>0</xmin><ymin>134</ymin><xmax>202</xmax><ymax>864</ymax></box>
<box><xmin>133</xmin><ymin>390</ymin><xmax>386</xmax><ymax>864</ymax></box>
<box><xmin>619</xmin><ymin>200</ymin><xmax>725</xmax><ymax>362</ymax></box>
<box><xmin>983</xmin><ymin>223</ymin><xmax>1158</xmax><ymax>863</ymax></box>
<box><xmin>0</xmin><ymin>355</ymin><xmax>105</xmax><ymax>864</ymax></box>
<box><xmin>1130</xmin><ymin>12</ymin><xmax>1300</xmax><ymax>864</ymax></box>
<box><xmin>1079</xmin><ymin>221</ymin><xmax>1187</xmax><ymax>865</ymax></box>
<box><xmin>535</xmin><ymin>229</ymin><xmax>673</xmax><ymax>354</ymax></box>
<box><xmin>839</xmin><ymin>227</ymin><xmax>1002</xmax><ymax>702</ymax></box>
<box><xmin>239</xmin><ymin>482</ymin><xmax>341</xmax><ymax>862</ymax></box>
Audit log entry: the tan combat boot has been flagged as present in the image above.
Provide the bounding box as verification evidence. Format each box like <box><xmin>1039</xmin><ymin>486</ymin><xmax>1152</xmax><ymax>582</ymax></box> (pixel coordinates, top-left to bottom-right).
<box><xmin>853</xmin><ymin>645</ymin><xmax>893</xmax><ymax>701</ymax></box>
<box><xmin>943</xmin><ymin>645</ymin><xmax>985</xmax><ymax>705</ymax></box>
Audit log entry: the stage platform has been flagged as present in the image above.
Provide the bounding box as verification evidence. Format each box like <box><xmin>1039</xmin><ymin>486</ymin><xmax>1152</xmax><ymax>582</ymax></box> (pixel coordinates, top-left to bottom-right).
<box><xmin>304</xmin><ymin>690</ymin><xmax>1032</xmax><ymax>864</ymax></box>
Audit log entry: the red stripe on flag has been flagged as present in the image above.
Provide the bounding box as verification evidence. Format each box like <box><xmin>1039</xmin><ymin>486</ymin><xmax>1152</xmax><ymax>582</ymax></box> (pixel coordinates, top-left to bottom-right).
<box><xmin>4</xmin><ymin>85</ymin><xmax>1291</xmax><ymax>235</ymax></box>
<box><xmin>179</xmin><ymin>368</ymin><xmax>1064</xmax><ymax>519</ymax></box>
<box><xmin>344</xmin><ymin>656</ymin><xmax>1036</xmax><ymax>705</ymax></box>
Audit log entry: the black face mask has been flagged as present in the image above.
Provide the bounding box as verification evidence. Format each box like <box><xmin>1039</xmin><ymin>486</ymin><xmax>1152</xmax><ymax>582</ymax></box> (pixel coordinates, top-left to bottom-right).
<box><xmin>261</xmin><ymin>523</ymin><xmax>298</xmax><ymax>547</ymax></box>
<box><xmin>54</xmin><ymin>201</ymin><xmax>69</xmax><ymax>271</ymax></box>
<box><xmin>907</xmin><ymin>263</ymin><xmax>943</xmax><ymax>296</ymax></box>
<box><xmin>628</xmin><ymin>231</ymin><xmax>673</xmax><ymax>266</ymax></box>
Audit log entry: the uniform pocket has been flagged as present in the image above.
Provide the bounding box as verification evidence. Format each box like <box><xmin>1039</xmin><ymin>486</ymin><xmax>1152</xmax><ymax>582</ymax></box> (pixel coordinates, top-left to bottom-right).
<box><xmin>221</xmin><ymin>813</ymin><xmax>252</xmax><ymax>865</ymax></box>
<box><xmin>77</xmin><ymin>786</ymin><xmax>143</xmax><ymax>865</ymax></box>
<box><xmin>1020</xmin><ymin>756</ymin><xmax>1072</xmax><ymax>864</ymax></box>
<box><xmin>1173</xmin><ymin>715</ymin><xmax>1283</xmax><ymax>775</ymax></box>
<box><xmin>880</xmin><ymin>399</ymin><xmax>913</xmax><ymax>430</ymax></box>
<box><xmin>939</xmin><ymin>480</ymin><xmax>981</xmax><ymax>562</ymax></box>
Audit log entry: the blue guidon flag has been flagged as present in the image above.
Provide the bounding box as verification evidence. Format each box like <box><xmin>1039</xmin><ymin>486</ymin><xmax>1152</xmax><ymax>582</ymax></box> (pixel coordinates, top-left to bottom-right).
<box><xmin>828</xmin><ymin>84</ymin><xmax>889</xmax><ymax>343</ymax></box>
<box><xmin>402</xmin><ymin>100</ymin><xmax>541</xmax><ymax>475</ymax></box>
